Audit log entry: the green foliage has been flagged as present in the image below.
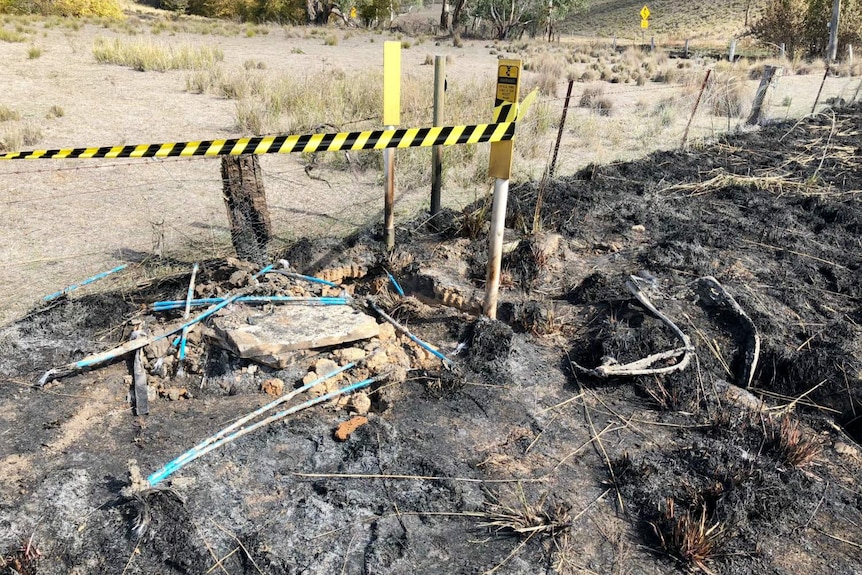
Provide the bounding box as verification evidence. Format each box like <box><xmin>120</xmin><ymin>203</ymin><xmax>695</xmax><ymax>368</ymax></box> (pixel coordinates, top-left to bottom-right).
<box><xmin>356</xmin><ymin>0</ymin><xmax>399</xmax><ymax>26</ymax></box>
<box><xmin>753</xmin><ymin>0</ymin><xmax>862</xmax><ymax>58</ymax></box>
<box><xmin>0</xmin><ymin>0</ymin><xmax>123</xmax><ymax>17</ymax></box>
<box><xmin>474</xmin><ymin>0</ymin><xmax>585</xmax><ymax>39</ymax></box>
<box><xmin>182</xmin><ymin>0</ymin><xmax>307</xmax><ymax>23</ymax></box>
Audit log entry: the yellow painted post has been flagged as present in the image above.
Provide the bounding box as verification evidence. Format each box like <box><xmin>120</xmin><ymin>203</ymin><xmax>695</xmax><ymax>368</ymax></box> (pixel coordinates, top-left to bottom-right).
<box><xmin>383</xmin><ymin>41</ymin><xmax>401</xmax><ymax>249</ymax></box>
<box><xmin>483</xmin><ymin>59</ymin><xmax>521</xmax><ymax>319</ymax></box>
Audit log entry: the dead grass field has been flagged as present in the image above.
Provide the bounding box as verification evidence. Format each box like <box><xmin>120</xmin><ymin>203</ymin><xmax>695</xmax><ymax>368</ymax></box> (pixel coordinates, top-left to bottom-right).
<box><xmin>0</xmin><ymin>3</ymin><xmax>859</xmax><ymax>324</ymax></box>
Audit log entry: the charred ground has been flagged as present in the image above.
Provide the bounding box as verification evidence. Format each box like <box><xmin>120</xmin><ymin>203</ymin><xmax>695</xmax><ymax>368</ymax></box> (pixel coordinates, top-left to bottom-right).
<box><xmin>0</xmin><ymin>104</ymin><xmax>860</xmax><ymax>575</ymax></box>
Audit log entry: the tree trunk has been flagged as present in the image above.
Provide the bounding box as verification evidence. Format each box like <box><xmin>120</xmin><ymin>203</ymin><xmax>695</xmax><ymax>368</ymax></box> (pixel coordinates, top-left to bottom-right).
<box><xmin>221</xmin><ymin>155</ymin><xmax>271</xmax><ymax>266</ymax></box>
<box><xmin>440</xmin><ymin>1</ymin><xmax>450</xmax><ymax>30</ymax></box>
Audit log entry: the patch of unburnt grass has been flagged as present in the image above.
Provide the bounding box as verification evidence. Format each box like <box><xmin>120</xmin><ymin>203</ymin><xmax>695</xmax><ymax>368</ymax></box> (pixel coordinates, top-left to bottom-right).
<box><xmin>649</xmin><ymin>497</ymin><xmax>724</xmax><ymax>574</ymax></box>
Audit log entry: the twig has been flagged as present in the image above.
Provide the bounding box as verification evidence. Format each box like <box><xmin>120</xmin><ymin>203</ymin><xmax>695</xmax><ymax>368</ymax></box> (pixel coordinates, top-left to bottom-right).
<box><xmin>740</xmin><ymin>238</ymin><xmax>848</xmax><ymax>270</ymax></box>
<box><xmin>370</xmin><ymin>300</ymin><xmax>452</xmax><ymax>367</ymax></box>
<box><xmin>553</xmin><ymin>423</ymin><xmax>625</xmax><ymax>472</ymax></box>
<box><xmin>211</xmin><ymin>520</ymin><xmax>265</xmax><ymax>575</ymax></box>
<box><xmin>206</xmin><ymin>547</ymin><xmax>239</xmax><ymax>574</ymax></box>
<box><xmin>120</xmin><ymin>543</ymin><xmax>140</xmax><ymax>575</ymax></box>
<box><xmin>536</xmin><ymin>392</ymin><xmax>585</xmax><ymax>414</ymax></box>
<box><xmin>581</xmin><ymin>385</ymin><xmax>625</xmax><ymax>515</ymax></box>
<box><xmin>291</xmin><ymin>472</ymin><xmax>547</xmax><ymax>484</ymax></box>
<box><xmin>812</xmin><ymin>527</ymin><xmax>862</xmax><ymax>550</ymax></box>
<box><xmin>483</xmin><ymin>531</ymin><xmax>537</xmax><ymax>575</ymax></box>
<box><xmin>765</xmin><ymin>379</ymin><xmax>827</xmax><ymax>414</ymax></box>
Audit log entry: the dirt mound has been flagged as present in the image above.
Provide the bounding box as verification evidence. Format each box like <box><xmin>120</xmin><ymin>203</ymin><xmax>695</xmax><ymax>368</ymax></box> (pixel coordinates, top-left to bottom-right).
<box><xmin>1</xmin><ymin>105</ymin><xmax>862</xmax><ymax>575</ymax></box>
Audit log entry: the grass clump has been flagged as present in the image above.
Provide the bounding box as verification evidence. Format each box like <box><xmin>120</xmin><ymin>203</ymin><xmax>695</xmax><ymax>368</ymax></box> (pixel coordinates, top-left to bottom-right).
<box><xmin>323</xmin><ymin>33</ymin><xmax>338</xmax><ymax>46</ymax></box>
<box><xmin>0</xmin><ymin>120</ymin><xmax>43</xmax><ymax>152</ymax></box>
<box><xmin>766</xmin><ymin>415</ymin><xmax>821</xmax><ymax>468</ymax></box>
<box><xmin>45</xmin><ymin>104</ymin><xmax>64</xmax><ymax>119</ymax></box>
<box><xmin>0</xmin><ymin>26</ymin><xmax>26</xmax><ymax>42</ymax></box>
<box><xmin>26</xmin><ymin>43</ymin><xmax>40</xmax><ymax>58</ymax></box>
<box><xmin>649</xmin><ymin>498</ymin><xmax>723</xmax><ymax>573</ymax></box>
<box><xmin>0</xmin><ymin>105</ymin><xmax>21</xmax><ymax>121</ymax></box>
<box><xmin>92</xmin><ymin>37</ymin><xmax>224</xmax><ymax>72</ymax></box>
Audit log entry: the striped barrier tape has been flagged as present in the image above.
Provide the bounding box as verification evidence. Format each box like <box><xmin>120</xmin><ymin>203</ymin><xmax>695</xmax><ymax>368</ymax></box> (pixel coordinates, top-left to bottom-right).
<box><xmin>0</xmin><ymin>94</ymin><xmax>536</xmax><ymax>161</ymax></box>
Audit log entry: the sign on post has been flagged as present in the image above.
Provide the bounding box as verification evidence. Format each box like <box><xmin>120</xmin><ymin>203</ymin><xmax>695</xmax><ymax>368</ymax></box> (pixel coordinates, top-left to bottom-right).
<box><xmin>383</xmin><ymin>41</ymin><xmax>401</xmax><ymax>249</ymax></box>
<box><xmin>488</xmin><ymin>59</ymin><xmax>521</xmax><ymax>179</ymax></box>
<box><xmin>640</xmin><ymin>5</ymin><xmax>650</xmax><ymax>28</ymax></box>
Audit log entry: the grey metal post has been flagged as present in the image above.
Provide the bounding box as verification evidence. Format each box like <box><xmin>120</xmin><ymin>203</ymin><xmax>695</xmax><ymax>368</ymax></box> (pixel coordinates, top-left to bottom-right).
<box><xmin>827</xmin><ymin>0</ymin><xmax>841</xmax><ymax>62</ymax></box>
<box><xmin>430</xmin><ymin>56</ymin><xmax>446</xmax><ymax>220</ymax></box>
<box><xmin>729</xmin><ymin>38</ymin><xmax>737</xmax><ymax>62</ymax></box>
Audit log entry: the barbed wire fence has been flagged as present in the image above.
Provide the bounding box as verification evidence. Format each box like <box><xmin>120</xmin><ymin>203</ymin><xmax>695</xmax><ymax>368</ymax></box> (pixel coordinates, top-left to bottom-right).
<box><xmin>0</xmin><ymin>58</ymin><xmax>858</xmax><ymax>325</ymax></box>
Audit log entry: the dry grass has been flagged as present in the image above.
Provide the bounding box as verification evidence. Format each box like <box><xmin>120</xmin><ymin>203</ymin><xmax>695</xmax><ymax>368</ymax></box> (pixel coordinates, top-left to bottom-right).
<box><xmin>766</xmin><ymin>415</ymin><xmax>822</xmax><ymax>468</ymax></box>
<box><xmin>479</xmin><ymin>487</ymin><xmax>572</xmax><ymax>538</ymax></box>
<box><xmin>92</xmin><ymin>37</ymin><xmax>224</xmax><ymax>71</ymax></box>
<box><xmin>0</xmin><ymin>105</ymin><xmax>21</xmax><ymax>122</ymax></box>
<box><xmin>649</xmin><ymin>498</ymin><xmax>723</xmax><ymax>573</ymax></box>
<box><xmin>0</xmin><ymin>120</ymin><xmax>43</xmax><ymax>152</ymax></box>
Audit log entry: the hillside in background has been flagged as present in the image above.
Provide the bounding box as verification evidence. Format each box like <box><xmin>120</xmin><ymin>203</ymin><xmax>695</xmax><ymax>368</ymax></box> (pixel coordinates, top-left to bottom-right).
<box><xmin>565</xmin><ymin>0</ymin><xmax>767</xmax><ymax>41</ymax></box>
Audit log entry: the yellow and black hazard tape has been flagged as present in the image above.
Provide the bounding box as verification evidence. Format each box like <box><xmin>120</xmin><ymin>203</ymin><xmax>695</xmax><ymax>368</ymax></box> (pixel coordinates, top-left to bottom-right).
<box><xmin>0</xmin><ymin>92</ymin><xmax>537</xmax><ymax>161</ymax></box>
<box><xmin>0</xmin><ymin>121</ymin><xmax>513</xmax><ymax>161</ymax></box>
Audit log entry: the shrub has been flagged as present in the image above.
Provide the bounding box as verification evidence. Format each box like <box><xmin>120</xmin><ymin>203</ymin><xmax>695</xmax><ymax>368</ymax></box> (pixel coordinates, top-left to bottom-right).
<box><xmin>46</xmin><ymin>104</ymin><xmax>64</xmax><ymax>118</ymax></box>
<box><xmin>0</xmin><ymin>0</ymin><xmax>123</xmax><ymax>17</ymax></box>
<box><xmin>324</xmin><ymin>33</ymin><xmax>338</xmax><ymax>46</ymax></box>
<box><xmin>578</xmin><ymin>83</ymin><xmax>605</xmax><ymax>107</ymax></box>
<box><xmin>26</xmin><ymin>43</ymin><xmax>40</xmax><ymax>58</ymax></box>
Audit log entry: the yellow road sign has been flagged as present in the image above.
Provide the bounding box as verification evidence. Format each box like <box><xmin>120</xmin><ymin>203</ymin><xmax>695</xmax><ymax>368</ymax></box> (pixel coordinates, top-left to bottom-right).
<box><xmin>641</xmin><ymin>18</ymin><xmax>649</xmax><ymax>28</ymax></box>
<box><xmin>640</xmin><ymin>5</ymin><xmax>650</xmax><ymax>19</ymax></box>
<box><xmin>489</xmin><ymin>59</ymin><xmax>521</xmax><ymax>179</ymax></box>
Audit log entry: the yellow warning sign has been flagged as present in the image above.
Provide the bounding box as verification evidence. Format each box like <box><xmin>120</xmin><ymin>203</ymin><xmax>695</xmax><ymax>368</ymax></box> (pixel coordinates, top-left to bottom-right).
<box><xmin>489</xmin><ymin>59</ymin><xmax>521</xmax><ymax>179</ymax></box>
<box><xmin>641</xmin><ymin>18</ymin><xmax>649</xmax><ymax>28</ymax></box>
<box><xmin>640</xmin><ymin>5</ymin><xmax>650</xmax><ymax>19</ymax></box>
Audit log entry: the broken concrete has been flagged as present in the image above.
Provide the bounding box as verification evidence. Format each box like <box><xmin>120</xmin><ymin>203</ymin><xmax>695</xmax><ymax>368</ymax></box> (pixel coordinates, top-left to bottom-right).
<box><xmin>211</xmin><ymin>304</ymin><xmax>380</xmax><ymax>368</ymax></box>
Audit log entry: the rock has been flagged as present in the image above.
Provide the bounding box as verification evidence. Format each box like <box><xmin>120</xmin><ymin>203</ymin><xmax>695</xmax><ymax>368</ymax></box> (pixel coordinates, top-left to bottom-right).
<box><xmin>212</xmin><ymin>305</ymin><xmax>380</xmax><ymax>368</ymax></box>
<box><xmin>146</xmin><ymin>385</ymin><xmax>158</xmax><ymax>402</ymax></box>
<box><xmin>334</xmin><ymin>347</ymin><xmax>366</xmax><ymax>364</ymax></box>
<box><xmin>377</xmin><ymin>322</ymin><xmax>396</xmax><ymax>341</ymax></box>
<box><xmin>631</xmin><ymin>224</ymin><xmax>646</xmax><ymax>233</ymax></box>
<box><xmin>261</xmin><ymin>378</ymin><xmax>284</xmax><ymax>396</ymax></box>
<box><xmin>334</xmin><ymin>416</ymin><xmax>369</xmax><ymax>441</ymax></box>
<box><xmin>229</xmin><ymin>270</ymin><xmax>250</xmax><ymax>288</ymax></box>
<box><xmin>144</xmin><ymin>338</ymin><xmax>171</xmax><ymax>361</ymax></box>
<box><xmin>314</xmin><ymin>358</ymin><xmax>339</xmax><ymax>376</ymax></box>
<box><xmin>302</xmin><ymin>371</ymin><xmax>320</xmax><ymax>385</ymax></box>
<box><xmin>350</xmin><ymin>392</ymin><xmax>371</xmax><ymax>415</ymax></box>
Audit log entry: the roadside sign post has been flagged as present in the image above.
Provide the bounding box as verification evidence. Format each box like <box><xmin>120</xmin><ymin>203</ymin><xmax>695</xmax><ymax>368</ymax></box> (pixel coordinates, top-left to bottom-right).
<box><xmin>640</xmin><ymin>4</ymin><xmax>650</xmax><ymax>46</ymax></box>
<box><xmin>383</xmin><ymin>41</ymin><xmax>401</xmax><ymax>250</ymax></box>
<box><xmin>483</xmin><ymin>59</ymin><xmax>521</xmax><ymax>319</ymax></box>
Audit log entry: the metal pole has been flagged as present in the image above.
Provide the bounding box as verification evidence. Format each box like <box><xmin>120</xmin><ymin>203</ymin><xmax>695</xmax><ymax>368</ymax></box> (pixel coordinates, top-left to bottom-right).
<box><xmin>430</xmin><ymin>55</ymin><xmax>446</xmax><ymax>220</ymax></box>
<box><xmin>549</xmin><ymin>79</ymin><xmax>574</xmax><ymax>177</ymax></box>
<box><xmin>828</xmin><ymin>0</ymin><xmax>841</xmax><ymax>62</ymax></box>
<box><xmin>483</xmin><ymin>178</ymin><xmax>509</xmax><ymax>319</ymax></box>
<box><xmin>681</xmin><ymin>69</ymin><xmax>711</xmax><ymax>148</ymax></box>
<box><xmin>812</xmin><ymin>66</ymin><xmax>830</xmax><ymax>114</ymax></box>
<box><xmin>729</xmin><ymin>38</ymin><xmax>736</xmax><ymax>62</ymax></box>
<box><xmin>383</xmin><ymin>127</ymin><xmax>395</xmax><ymax>249</ymax></box>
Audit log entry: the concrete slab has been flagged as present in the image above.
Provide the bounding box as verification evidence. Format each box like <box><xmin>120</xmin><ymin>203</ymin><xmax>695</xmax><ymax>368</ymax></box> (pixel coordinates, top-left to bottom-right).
<box><xmin>212</xmin><ymin>304</ymin><xmax>380</xmax><ymax>368</ymax></box>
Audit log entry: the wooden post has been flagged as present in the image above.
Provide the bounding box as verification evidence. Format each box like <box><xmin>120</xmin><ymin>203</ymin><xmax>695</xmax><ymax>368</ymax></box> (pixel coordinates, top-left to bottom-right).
<box><xmin>849</xmin><ymin>44</ymin><xmax>854</xmax><ymax>64</ymax></box>
<box><xmin>780</xmin><ymin>42</ymin><xmax>786</xmax><ymax>59</ymax></box>
<box><xmin>650</xmin><ymin>36</ymin><xmax>655</xmax><ymax>52</ymax></box>
<box><xmin>430</xmin><ymin>55</ymin><xmax>446</xmax><ymax>221</ymax></box>
<box><xmin>612</xmin><ymin>33</ymin><xmax>616</xmax><ymax>51</ymax></box>
<box><xmin>828</xmin><ymin>0</ymin><xmax>841</xmax><ymax>62</ymax></box>
<box><xmin>746</xmin><ymin>65</ymin><xmax>779</xmax><ymax>126</ymax></box>
<box><xmin>549</xmin><ymin>79</ymin><xmax>574</xmax><ymax>177</ymax></box>
<box><xmin>681</xmin><ymin>69</ymin><xmax>711</xmax><ymax>148</ymax></box>
<box><xmin>684</xmin><ymin>38</ymin><xmax>689</xmax><ymax>58</ymax></box>
<box><xmin>221</xmin><ymin>155</ymin><xmax>271</xmax><ymax>265</ymax></box>
<box><xmin>729</xmin><ymin>38</ymin><xmax>737</xmax><ymax>62</ymax></box>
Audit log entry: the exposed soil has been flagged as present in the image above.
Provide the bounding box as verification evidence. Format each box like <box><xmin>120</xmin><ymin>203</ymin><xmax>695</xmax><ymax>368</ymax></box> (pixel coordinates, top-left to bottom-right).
<box><xmin>1</xmin><ymin>104</ymin><xmax>861</xmax><ymax>575</ymax></box>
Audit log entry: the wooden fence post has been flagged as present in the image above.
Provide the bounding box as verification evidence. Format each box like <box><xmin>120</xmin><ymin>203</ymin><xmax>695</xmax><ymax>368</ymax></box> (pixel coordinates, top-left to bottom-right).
<box><xmin>549</xmin><ymin>79</ymin><xmax>574</xmax><ymax>177</ymax></box>
<box><xmin>221</xmin><ymin>155</ymin><xmax>271</xmax><ymax>265</ymax></box>
<box><xmin>681</xmin><ymin>69</ymin><xmax>711</xmax><ymax>148</ymax></box>
<box><xmin>746</xmin><ymin>65</ymin><xmax>780</xmax><ymax>126</ymax></box>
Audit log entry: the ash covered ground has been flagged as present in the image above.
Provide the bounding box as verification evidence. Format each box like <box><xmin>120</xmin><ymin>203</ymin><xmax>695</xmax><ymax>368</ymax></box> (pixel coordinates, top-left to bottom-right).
<box><xmin>0</xmin><ymin>104</ymin><xmax>861</xmax><ymax>575</ymax></box>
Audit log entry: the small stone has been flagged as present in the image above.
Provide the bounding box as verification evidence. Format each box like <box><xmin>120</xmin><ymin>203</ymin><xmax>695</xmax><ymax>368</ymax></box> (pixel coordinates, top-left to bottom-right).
<box><xmin>631</xmin><ymin>224</ymin><xmax>646</xmax><ymax>233</ymax></box>
<box><xmin>314</xmin><ymin>358</ymin><xmax>339</xmax><ymax>377</ymax></box>
<box><xmin>377</xmin><ymin>322</ymin><xmax>396</xmax><ymax>341</ymax></box>
<box><xmin>334</xmin><ymin>347</ymin><xmax>366</xmax><ymax>364</ymax></box>
<box><xmin>334</xmin><ymin>416</ymin><xmax>369</xmax><ymax>441</ymax></box>
<box><xmin>144</xmin><ymin>338</ymin><xmax>171</xmax><ymax>361</ymax></box>
<box><xmin>123</xmin><ymin>375</ymin><xmax>133</xmax><ymax>385</ymax></box>
<box><xmin>146</xmin><ymin>386</ymin><xmax>158</xmax><ymax>402</ymax></box>
<box><xmin>247</xmin><ymin>364</ymin><xmax>258</xmax><ymax>375</ymax></box>
<box><xmin>302</xmin><ymin>371</ymin><xmax>320</xmax><ymax>385</ymax></box>
<box><xmin>166</xmin><ymin>387</ymin><xmax>188</xmax><ymax>401</ymax></box>
<box><xmin>350</xmin><ymin>392</ymin><xmax>371</xmax><ymax>415</ymax></box>
<box><xmin>261</xmin><ymin>378</ymin><xmax>285</xmax><ymax>396</ymax></box>
<box><xmin>229</xmin><ymin>270</ymin><xmax>250</xmax><ymax>287</ymax></box>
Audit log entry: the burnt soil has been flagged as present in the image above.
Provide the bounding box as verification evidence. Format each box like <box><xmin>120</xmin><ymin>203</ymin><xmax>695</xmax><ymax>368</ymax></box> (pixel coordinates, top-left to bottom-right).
<box><xmin>1</xmin><ymin>105</ymin><xmax>861</xmax><ymax>575</ymax></box>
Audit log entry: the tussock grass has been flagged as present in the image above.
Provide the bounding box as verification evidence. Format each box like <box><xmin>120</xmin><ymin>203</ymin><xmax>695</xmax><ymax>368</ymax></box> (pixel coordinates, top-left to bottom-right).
<box><xmin>0</xmin><ymin>26</ymin><xmax>26</xmax><ymax>42</ymax></box>
<box><xmin>26</xmin><ymin>43</ymin><xmax>40</xmax><ymax>58</ymax></box>
<box><xmin>46</xmin><ymin>104</ymin><xmax>64</xmax><ymax>119</ymax></box>
<box><xmin>0</xmin><ymin>120</ymin><xmax>43</xmax><ymax>152</ymax></box>
<box><xmin>0</xmin><ymin>105</ymin><xmax>21</xmax><ymax>121</ymax></box>
<box><xmin>92</xmin><ymin>37</ymin><xmax>224</xmax><ymax>72</ymax></box>
<box><xmin>706</xmin><ymin>73</ymin><xmax>749</xmax><ymax>118</ymax></box>
<box><xmin>766</xmin><ymin>415</ymin><xmax>821</xmax><ymax>468</ymax></box>
<box><xmin>649</xmin><ymin>498</ymin><xmax>723</xmax><ymax>573</ymax></box>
